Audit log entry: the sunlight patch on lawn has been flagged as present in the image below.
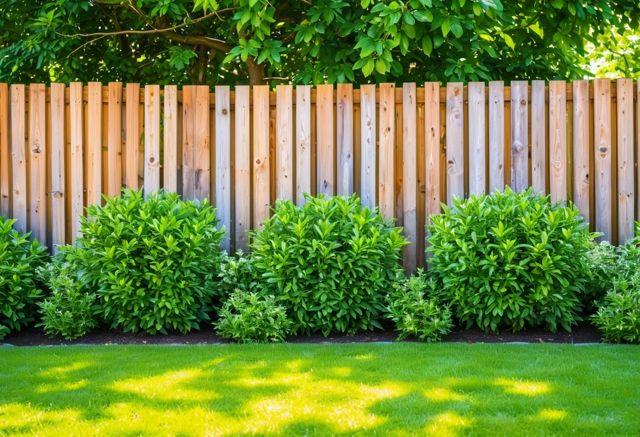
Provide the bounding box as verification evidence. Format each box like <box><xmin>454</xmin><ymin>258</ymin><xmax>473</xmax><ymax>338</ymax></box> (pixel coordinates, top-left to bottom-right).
<box><xmin>536</xmin><ymin>408</ymin><xmax>568</xmax><ymax>420</ymax></box>
<box><xmin>38</xmin><ymin>361</ymin><xmax>93</xmax><ymax>377</ymax></box>
<box><xmin>110</xmin><ymin>368</ymin><xmax>219</xmax><ymax>402</ymax></box>
<box><xmin>423</xmin><ymin>387</ymin><xmax>467</xmax><ymax>402</ymax></box>
<box><xmin>424</xmin><ymin>411</ymin><xmax>471</xmax><ymax>437</ymax></box>
<box><xmin>36</xmin><ymin>379</ymin><xmax>88</xmax><ymax>394</ymax></box>
<box><xmin>494</xmin><ymin>378</ymin><xmax>550</xmax><ymax>396</ymax></box>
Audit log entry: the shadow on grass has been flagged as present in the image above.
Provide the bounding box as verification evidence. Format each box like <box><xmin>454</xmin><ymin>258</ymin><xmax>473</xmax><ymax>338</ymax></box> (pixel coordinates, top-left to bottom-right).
<box><xmin>1</xmin><ymin>344</ymin><xmax>639</xmax><ymax>435</ymax></box>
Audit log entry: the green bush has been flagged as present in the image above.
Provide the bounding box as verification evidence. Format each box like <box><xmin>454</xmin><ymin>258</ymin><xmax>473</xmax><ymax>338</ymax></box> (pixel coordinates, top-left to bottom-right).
<box><xmin>75</xmin><ymin>190</ymin><xmax>225</xmax><ymax>334</ymax></box>
<box><xmin>215</xmin><ymin>291</ymin><xmax>291</xmax><ymax>343</ymax></box>
<box><xmin>428</xmin><ymin>188</ymin><xmax>595</xmax><ymax>333</ymax></box>
<box><xmin>251</xmin><ymin>194</ymin><xmax>407</xmax><ymax>336</ymax></box>
<box><xmin>386</xmin><ymin>270</ymin><xmax>453</xmax><ymax>342</ymax></box>
<box><xmin>592</xmin><ymin>285</ymin><xmax>640</xmax><ymax>343</ymax></box>
<box><xmin>0</xmin><ymin>217</ymin><xmax>47</xmax><ymax>340</ymax></box>
<box><xmin>37</xmin><ymin>248</ymin><xmax>97</xmax><ymax>340</ymax></box>
<box><xmin>217</xmin><ymin>251</ymin><xmax>262</xmax><ymax>302</ymax></box>
<box><xmin>583</xmin><ymin>242</ymin><xmax>620</xmax><ymax>311</ymax></box>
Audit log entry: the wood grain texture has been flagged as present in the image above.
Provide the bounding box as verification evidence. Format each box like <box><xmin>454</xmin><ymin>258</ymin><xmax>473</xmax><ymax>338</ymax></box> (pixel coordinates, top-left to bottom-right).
<box><xmin>549</xmin><ymin>80</ymin><xmax>567</xmax><ymax>203</ymax></box>
<box><xmin>316</xmin><ymin>84</ymin><xmax>334</xmax><ymax>195</ymax></box>
<box><xmin>594</xmin><ymin>79</ymin><xmax>612</xmax><ymax>242</ymax></box>
<box><xmin>107</xmin><ymin>82</ymin><xmax>122</xmax><ymax>197</ymax></box>
<box><xmin>275</xmin><ymin>85</ymin><xmax>293</xmax><ymax>201</ymax></box>
<box><xmin>193</xmin><ymin>86</ymin><xmax>210</xmax><ymax>201</ymax></box>
<box><xmin>69</xmin><ymin>83</ymin><xmax>84</xmax><ymax>240</ymax></box>
<box><xmin>125</xmin><ymin>83</ymin><xmax>140</xmax><ymax>189</ymax></box>
<box><xmin>489</xmin><ymin>81</ymin><xmax>505</xmax><ymax>192</ymax></box>
<box><xmin>360</xmin><ymin>85</ymin><xmax>376</xmax><ymax>209</ymax></box>
<box><xmin>50</xmin><ymin>83</ymin><xmax>66</xmax><ymax>250</ymax></box>
<box><xmin>531</xmin><ymin>80</ymin><xmax>546</xmax><ymax>194</ymax></box>
<box><xmin>402</xmin><ymin>83</ymin><xmax>417</xmax><ymax>271</ymax></box>
<box><xmin>234</xmin><ymin>86</ymin><xmax>251</xmax><ymax>250</ymax></box>
<box><xmin>253</xmin><ymin>85</ymin><xmax>270</xmax><ymax>228</ymax></box>
<box><xmin>215</xmin><ymin>85</ymin><xmax>231</xmax><ymax>250</ymax></box>
<box><xmin>446</xmin><ymin>83</ymin><xmax>464</xmax><ymax>204</ymax></box>
<box><xmin>572</xmin><ymin>80</ymin><xmax>590</xmax><ymax>220</ymax></box>
<box><xmin>336</xmin><ymin>83</ymin><xmax>354</xmax><ymax>196</ymax></box>
<box><xmin>510</xmin><ymin>81</ymin><xmax>528</xmax><ymax>192</ymax></box>
<box><xmin>379</xmin><ymin>83</ymin><xmax>395</xmax><ymax>218</ymax></box>
<box><xmin>0</xmin><ymin>83</ymin><xmax>9</xmax><ymax>216</ymax></box>
<box><xmin>424</xmin><ymin>82</ymin><xmax>441</xmax><ymax>223</ymax></box>
<box><xmin>295</xmin><ymin>85</ymin><xmax>312</xmax><ymax>205</ymax></box>
<box><xmin>617</xmin><ymin>79</ymin><xmax>634</xmax><ymax>243</ymax></box>
<box><xmin>163</xmin><ymin>85</ymin><xmax>178</xmax><ymax>192</ymax></box>
<box><xmin>143</xmin><ymin>85</ymin><xmax>160</xmax><ymax>197</ymax></box>
<box><xmin>87</xmin><ymin>83</ymin><xmax>102</xmax><ymax>206</ymax></box>
<box><xmin>10</xmin><ymin>85</ymin><xmax>26</xmax><ymax>232</ymax></box>
<box><xmin>28</xmin><ymin>84</ymin><xmax>46</xmax><ymax>243</ymax></box>
<box><xmin>468</xmin><ymin>82</ymin><xmax>486</xmax><ymax>195</ymax></box>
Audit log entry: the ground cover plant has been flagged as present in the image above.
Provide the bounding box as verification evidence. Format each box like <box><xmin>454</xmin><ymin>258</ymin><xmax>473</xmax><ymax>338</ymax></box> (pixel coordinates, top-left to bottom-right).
<box><xmin>0</xmin><ymin>217</ymin><xmax>47</xmax><ymax>340</ymax></box>
<box><xmin>250</xmin><ymin>194</ymin><xmax>407</xmax><ymax>336</ymax></box>
<box><xmin>428</xmin><ymin>188</ymin><xmax>595</xmax><ymax>333</ymax></box>
<box><xmin>0</xmin><ymin>344</ymin><xmax>638</xmax><ymax>436</ymax></box>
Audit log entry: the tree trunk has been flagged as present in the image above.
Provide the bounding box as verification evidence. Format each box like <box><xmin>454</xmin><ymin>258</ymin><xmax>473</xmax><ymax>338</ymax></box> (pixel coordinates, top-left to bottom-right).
<box><xmin>247</xmin><ymin>59</ymin><xmax>265</xmax><ymax>85</ymax></box>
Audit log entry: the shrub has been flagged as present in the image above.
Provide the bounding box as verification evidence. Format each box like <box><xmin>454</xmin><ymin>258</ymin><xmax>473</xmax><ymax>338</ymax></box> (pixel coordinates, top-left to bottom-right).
<box><xmin>216</xmin><ymin>251</ymin><xmax>262</xmax><ymax>303</ymax></box>
<box><xmin>0</xmin><ymin>217</ymin><xmax>47</xmax><ymax>340</ymax></box>
<box><xmin>428</xmin><ymin>188</ymin><xmax>595</xmax><ymax>333</ymax></box>
<box><xmin>215</xmin><ymin>291</ymin><xmax>291</xmax><ymax>343</ymax></box>
<box><xmin>583</xmin><ymin>242</ymin><xmax>620</xmax><ymax>310</ymax></box>
<box><xmin>37</xmin><ymin>248</ymin><xmax>97</xmax><ymax>340</ymax></box>
<box><xmin>251</xmin><ymin>194</ymin><xmax>407</xmax><ymax>336</ymax></box>
<box><xmin>592</xmin><ymin>285</ymin><xmax>640</xmax><ymax>344</ymax></box>
<box><xmin>386</xmin><ymin>270</ymin><xmax>453</xmax><ymax>342</ymax></box>
<box><xmin>76</xmin><ymin>190</ymin><xmax>225</xmax><ymax>334</ymax></box>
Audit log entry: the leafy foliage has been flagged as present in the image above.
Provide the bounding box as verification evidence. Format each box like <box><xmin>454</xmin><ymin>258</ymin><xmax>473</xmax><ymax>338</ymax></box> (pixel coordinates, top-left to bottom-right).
<box><xmin>37</xmin><ymin>248</ymin><xmax>97</xmax><ymax>340</ymax></box>
<box><xmin>251</xmin><ymin>194</ymin><xmax>407</xmax><ymax>336</ymax></box>
<box><xmin>428</xmin><ymin>188</ymin><xmax>595</xmax><ymax>333</ymax></box>
<box><xmin>75</xmin><ymin>190</ymin><xmax>225</xmax><ymax>334</ymax></box>
<box><xmin>215</xmin><ymin>291</ymin><xmax>291</xmax><ymax>343</ymax></box>
<box><xmin>0</xmin><ymin>217</ymin><xmax>48</xmax><ymax>340</ymax></box>
<box><xmin>216</xmin><ymin>251</ymin><xmax>262</xmax><ymax>303</ymax></box>
<box><xmin>583</xmin><ymin>242</ymin><xmax>622</xmax><ymax>314</ymax></box>
<box><xmin>592</xmin><ymin>286</ymin><xmax>640</xmax><ymax>344</ymax></box>
<box><xmin>1</xmin><ymin>0</ymin><xmax>637</xmax><ymax>85</ymax></box>
<box><xmin>386</xmin><ymin>269</ymin><xmax>453</xmax><ymax>342</ymax></box>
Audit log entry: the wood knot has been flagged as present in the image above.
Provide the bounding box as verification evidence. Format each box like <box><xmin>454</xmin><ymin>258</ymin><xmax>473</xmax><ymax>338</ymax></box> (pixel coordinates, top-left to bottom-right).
<box><xmin>149</xmin><ymin>156</ymin><xmax>155</xmax><ymax>163</ymax></box>
<box><xmin>255</xmin><ymin>159</ymin><xmax>261</xmax><ymax>165</ymax></box>
<box><xmin>599</xmin><ymin>146</ymin><xmax>608</xmax><ymax>153</ymax></box>
<box><xmin>32</xmin><ymin>144</ymin><xmax>42</xmax><ymax>154</ymax></box>
<box><xmin>520</xmin><ymin>99</ymin><xmax>526</xmax><ymax>106</ymax></box>
<box><xmin>52</xmin><ymin>191</ymin><xmax>64</xmax><ymax>199</ymax></box>
<box><xmin>222</xmin><ymin>108</ymin><xmax>228</xmax><ymax>115</ymax></box>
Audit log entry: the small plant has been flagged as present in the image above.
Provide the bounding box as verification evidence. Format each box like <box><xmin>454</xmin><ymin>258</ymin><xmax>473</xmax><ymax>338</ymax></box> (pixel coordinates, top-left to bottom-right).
<box><xmin>37</xmin><ymin>248</ymin><xmax>97</xmax><ymax>340</ymax></box>
<box><xmin>75</xmin><ymin>190</ymin><xmax>225</xmax><ymax>334</ymax></box>
<box><xmin>250</xmin><ymin>194</ymin><xmax>407</xmax><ymax>336</ymax></box>
<box><xmin>428</xmin><ymin>188</ymin><xmax>595</xmax><ymax>333</ymax></box>
<box><xmin>387</xmin><ymin>270</ymin><xmax>453</xmax><ymax>342</ymax></box>
<box><xmin>0</xmin><ymin>217</ymin><xmax>47</xmax><ymax>340</ymax></box>
<box><xmin>592</xmin><ymin>284</ymin><xmax>640</xmax><ymax>344</ymax></box>
<box><xmin>583</xmin><ymin>242</ymin><xmax>620</xmax><ymax>312</ymax></box>
<box><xmin>217</xmin><ymin>251</ymin><xmax>262</xmax><ymax>303</ymax></box>
<box><xmin>215</xmin><ymin>291</ymin><xmax>291</xmax><ymax>343</ymax></box>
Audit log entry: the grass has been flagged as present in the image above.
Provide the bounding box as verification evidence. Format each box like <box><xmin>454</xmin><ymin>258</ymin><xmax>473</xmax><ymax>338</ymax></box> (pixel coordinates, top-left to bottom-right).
<box><xmin>0</xmin><ymin>344</ymin><xmax>638</xmax><ymax>436</ymax></box>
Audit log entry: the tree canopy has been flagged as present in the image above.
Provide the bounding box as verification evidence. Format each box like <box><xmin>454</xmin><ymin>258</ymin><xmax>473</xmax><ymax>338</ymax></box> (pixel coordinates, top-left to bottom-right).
<box><xmin>0</xmin><ymin>0</ymin><xmax>638</xmax><ymax>85</ymax></box>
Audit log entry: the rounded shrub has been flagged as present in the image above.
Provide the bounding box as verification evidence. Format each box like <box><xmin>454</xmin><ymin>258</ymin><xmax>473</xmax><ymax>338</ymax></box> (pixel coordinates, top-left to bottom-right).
<box><xmin>76</xmin><ymin>190</ymin><xmax>225</xmax><ymax>334</ymax></box>
<box><xmin>428</xmin><ymin>188</ymin><xmax>595</xmax><ymax>333</ymax></box>
<box><xmin>217</xmin><ymin>251</ymin><xmax>261</xmax><ymax>302</ymax></box>
<box><xmin>0</xmin><ymin>217</ymin><xmax>47</xmax><ymax>340</ymax></box>
<box><xmin>592</xmin><ymin>286</ymin><xmax>640</xmax><ymax>343</ymax></box>
<box><xmin>250</xmin><ymin>194</ymin><xmax>407</xmax><ymax>336</ymax></box>
<box><xmin>386</xmin><ymin>270</ymin><xmax>453</xmax><ymax>342</ymax></box>
<box><xmin>215</xmin><ymin>291</ymin><xmax>291</xmax><ymax>343</ymax></box>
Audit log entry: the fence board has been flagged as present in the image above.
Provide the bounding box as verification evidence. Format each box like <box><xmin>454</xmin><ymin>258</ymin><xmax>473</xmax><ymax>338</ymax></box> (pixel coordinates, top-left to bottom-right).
<box><xmin>10</xmin><ymin>85</ymin><xmax>26</xmax><ymax>232</ymax></box>
<box><xmin>69</xmin><ymin>83</ymin><xmax>84</xmax><ymax>240</ymax></box>
<box><xmin>143</xmin><ymin>85</ymin><xmax>160</xmax><ymax>197</ymax></box>
<box><xmin>424</xmin><ymin>82</ymin><xmax>441</xmax><ymax>223</ymax></box>
<box><xmin>316</xmin><ymin>84</ymin><xmax>334</xmax><ymax>195</ymax></box>
<box><xmin>549</xmin><ymin>80</ymin><xmax>567</xmax><ymax>203</ymax></box>
<box><xmin>253</xmin><ymin>85</ymin><xmax>270</xmax><ymax>228</ymax></box>
<box><xmin>163</xmin><ymin>85</ymin><xmax>178</xmax><ymax>192</ymax></box>
<box><xmin>28</xmin><ymin>84</ymin><xmax>46</xmax><ymax>243</ymax></box>
<box><xmin>0</xmin><ymin>84</ymin><xmax>8</xmax><ymax>216</ymax></box>
<box><xmin>510</xmin><ymin>81</ymin><xmax>528</xmax><ymax>192</ymax></box>
<box><xmin>594</xmin><ymin>79</ymin><xmax>612</xmax><ymax>242</ymax></box>
<box><xmin>617</xmin><ymin>79</ymin><xmax>634</xmax><ymax>243</ymax></box>
<box><xmin>107</xmin><ymin>82</ymin><xmax>122</xmax><ymax>197</ymax></box>
<box><xmin>337</xmin><ymin>83</ymin><xmax>354</xmax><ymax>196</ymax></box>
<box><xmin>489</xmin><ymin>81</ymin><xmax>504</xmax><ymax>192</ymax></box>
<box><xmin>296</xmin><ymin>85</ymin><xmax>312</xmax><ymax>205</ymax></box>
<box><xmin>379</xmin><ymin>83</ymin><xmax>395</xmax><ymax>218</ymax></box>
<box><xmin>572</xmin><ymin>80</ymin><xmax>590</xmax><ymax>220</ymax></box>
<box><xmin>275</xmin><ymin>85</ymin><xmax>293</xmax><ymax>201</ymax></box>
<box><xmin>50</xmin><ymin>83</ymin><xmax>65</xmax><ymax>251</ymax></box>
<box><xmin>402</xmin><ymin>83</ymin><xmax>417</xmax><ymax>271</ymax></box>
<box><xmin>468</xmin><ymin>82</ymin><xmax>486</xmax><ymax>195</ymax></box>
<box><xmin>125</xmin><ymin>84</ymin><xmax>140</xmax><ymax>189</ymax></box>
<box><xmin>361</xmin><ymin>85</ymin><xmax>376</xmax><ymax>209</ymax></box>
<box><xmin>531</xmin><ymin>81</ymin><xmax>546</xmax><ymax>194</ymax></box>
<box><xmin>87</xmin><ymin>83</ymin><xmax>102</xmax><ymax>206</ymax></box>
<box><xmin>234</xmin><ymin>86</ymin><xmax>251</xmax><ymax>250</ymax></box>
<box><xmin>215</xmin><ymin>85</ymin><xmax>231</xmax><ymax>250</ymax></box>
<box><xmin>446</xmin><ymin>83</ymin><xmax>464</xmax><ymax>204</ymax></box>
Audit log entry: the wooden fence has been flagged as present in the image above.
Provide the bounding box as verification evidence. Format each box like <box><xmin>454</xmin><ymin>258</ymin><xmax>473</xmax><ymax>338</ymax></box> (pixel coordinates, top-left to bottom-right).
<box><xmin>0</xmin><ymin>80</ymin><xmax>638</xmax><ymax>270</ymax></box>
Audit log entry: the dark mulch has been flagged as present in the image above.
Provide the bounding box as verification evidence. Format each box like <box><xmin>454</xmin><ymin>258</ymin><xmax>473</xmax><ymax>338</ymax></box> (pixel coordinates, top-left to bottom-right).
<box><xmin>1</xmin><ymin>324</ymin><xmax>602</xmax><ymax>347</ymax></box>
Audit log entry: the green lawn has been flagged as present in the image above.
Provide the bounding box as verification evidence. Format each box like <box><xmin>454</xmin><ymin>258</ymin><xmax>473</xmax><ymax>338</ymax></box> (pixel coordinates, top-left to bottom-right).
<box><xmin>0</xmin><ymin>344</ymin><xmax>638</xmax><ymax>436</ymax></box>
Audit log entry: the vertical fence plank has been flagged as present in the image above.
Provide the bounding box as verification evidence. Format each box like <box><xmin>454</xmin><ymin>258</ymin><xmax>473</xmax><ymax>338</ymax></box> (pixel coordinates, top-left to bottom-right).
<box><xmin>379</xmin><ymin>83</ymin><xmax>395</xmax><ymax>217</ymax></box>
<box><xmin>87</xmin><ymin>82</ymin><xmax>102</xmax><ymax>206</ymax></box>
<box><xmin>69</xmin><ymin>83</ymin><xmax>84</xmax><ymax>240</ymax></box>
<box><xmin>360</xmin><ymin>85</ymin><xmax>376</xmax><ymax>209</ymax></box>
<box><xmin>572</xmin><ymin>80</ymin><xmax>590</xmax><ymax>220</ymax></box>
<box><xmin>234</xmin><ymin>86</ymin><xmax>251</xmax><ymax>250</ymax></box>
<box><xmin>143</xmin><ymin>85</ymin><xmax>160</xmax><ymax>197</ymax></box>
<box><xmin>275</xmin><ymin>85</ymin><xmax>293</xmax><ymax>201</ymax></box>
<box><xmin>296</xmin><ymin>85</ymin><xmax>312</xmax><ymax>205</ymax></box>
<box><xmin>215</xmin><ymin>85</ymin><xmax>232</xmax><ymax>250</ymax></box>
<box><xmin>107</xmin><ymin>82</ymin><xmax>122</xmax><ymax>197</ymax></box>
<box><xmin>194</xmin><ymin>86</ymin><xmax>210</xmax><ymax>201</ymax></box>
<box><xmin>468</xmin><ymin>82</ymin><xmax>486</xmax><ymax>195</ymax></box>
<box><xmin>617</xmin><ymin>78</ymin><xmax>634</xmax><ymax>243</ymax></box>
<box><xmin>446</xmin><ymin>83</ymin><xmax>464</xmax><ymax>204</ymax></box>
<box><xmin>316</xmin><ymin>84</ymin><xmax>334</xmax><ymax>195</ymax></box>
<box><xmin>163</xmin><ymin>85</ymin><xmax>178</xmax><ymax>192</ymax></box>
<box><xmin>425</xmin><ymin>82</ymin><xmax>441</xmax><ymax>224</ymax></box>
<box><xmin>337</xmin><ymin>83</ymin><xmax>354</xmax><ymax>196</ymax></box>
<box><xmin>402</xmin><ymin>83</ymin><xmax>417</xmax><ymax>271</ymax></box>
<box><xmin>253</xmin><ymin>85</ymin><xmax>270</xmax><ymax>227</ymax></box>
<box><xmin>50</xmin><ymin>84</ymin><xmax>65</xmax><ymax>250</ymax></box>
<box><xmin>594</xmin><ymin>79</ymin><xmax>612</xmax><ymax>242</ymax></box>
<box><xmin>125</xmin><ymin>83</ymin><xmax>140</xmax><ymax>189</ymax></box>
<box><xmin>510</xmin><ymin>81</ymin><xmax>528</xmax><ymax>192</ymax></box>
<box><xmin>10</xmin><ymin>85</ymin><xmax>26</xmax><ymax>232</ymax></box>
<box><xmin>182</xmin><ymin>86</ymin><xmax>196</xmax><ymax>199</ymax></box>
<box><xmin>0</xmin><ymin>84</ymin><xmax>9</xmax><ymax>217</ymax></box>
<box><xmin>28</xmin><ymin>84</ymin><xmax>46</xmax><ymax>243</ymax></box>
<box><xmin>531</xmin><ymin>80</ymin><xmax>546</xmax><ymax>194</ymax></box>
<box><xmin>549</xmin><ymin>80</ymin><xmax>567</xmax><ymax>203</ymax></box>
<box><xmin>489</xmin><ymin>81</ymin><xmax>505</xmax><ymax>192</ymax></box>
